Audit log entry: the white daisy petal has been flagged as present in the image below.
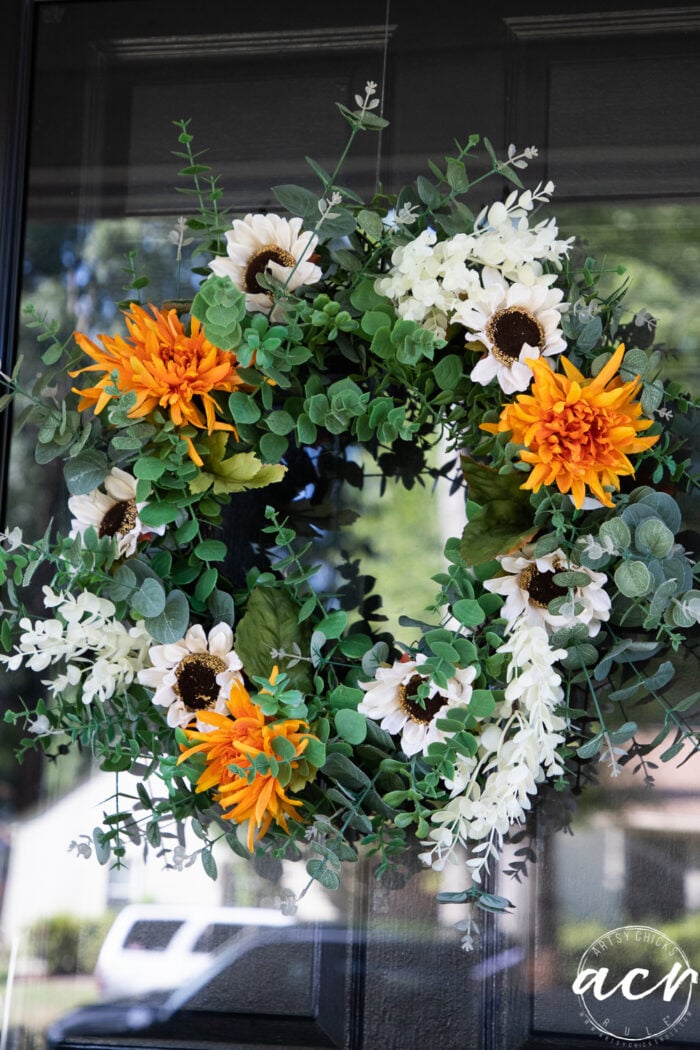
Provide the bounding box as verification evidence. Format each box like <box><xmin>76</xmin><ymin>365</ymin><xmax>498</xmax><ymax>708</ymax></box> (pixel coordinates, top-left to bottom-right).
<box><xmin>359</xmin><ymin>656</ymin><xmax>476</xmax><ymax>757</ymax></box>
<box><xmin>137</xmin><ymin>622</ymin><xmax>244</xmax><ymax>730</ymax></box>
<box><xmin>454</xmin><ymin>267</ymin><xmax>567</xmax><ymax>393</ymax></box>
<box><xmin>68</xmin><ymin>468</ymin><xmax>165</xmax><ymax>558</ymax></box>
<box><xmin>210</xmin><ymin>213</ymin><xmax>322</xmax><ymax>317</ymax></box>
<box><xmin>484</xmin><ymin>546</ymin><xmax>611</xmax><ymax>636</ymax></box>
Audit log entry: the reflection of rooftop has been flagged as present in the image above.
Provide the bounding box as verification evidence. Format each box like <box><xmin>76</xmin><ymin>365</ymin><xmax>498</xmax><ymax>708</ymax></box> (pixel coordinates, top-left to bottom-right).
<box><xmin>594</xmin><ymin>732</ymin><xmax>700</xmax><ymax>830</ymax></box>
<box><xmin>598</xmin><ymin>731</ymin><xmax>698</xmax><ymax>790</ymax></box>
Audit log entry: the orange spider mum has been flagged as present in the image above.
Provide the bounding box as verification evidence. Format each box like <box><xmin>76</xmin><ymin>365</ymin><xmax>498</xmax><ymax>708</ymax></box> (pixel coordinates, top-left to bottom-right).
<box><xmin>482</xmin><ymin>344</ymin><xmax>659</xmax><ymax>508</ymax></box>
<box><xmin>177</xmin><ymin>673</ymin><xmax>319</xmax><ymax>851</ymax></box>
<box><xmin>71</xmin><ymin>304</ymin><xmax>245</xmax><ymax>464</ymax></box>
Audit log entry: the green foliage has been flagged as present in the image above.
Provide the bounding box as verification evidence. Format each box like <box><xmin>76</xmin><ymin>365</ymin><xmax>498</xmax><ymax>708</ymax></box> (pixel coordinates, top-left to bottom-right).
<box><xmin>28</xmin><ymin>912</ymin><xmax>114</xmax><ymax>976</ymax></box>
<box><xmin>2</xmin><ymin>86</ymin><xmax>699</xmax><ymax>956</ymax></box>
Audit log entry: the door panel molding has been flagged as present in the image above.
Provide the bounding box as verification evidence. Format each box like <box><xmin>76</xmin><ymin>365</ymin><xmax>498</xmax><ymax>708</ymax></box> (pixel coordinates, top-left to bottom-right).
<box><xmin>504</xmin><ymin>7</ymin><xmax>700</xmax><ymax>40</ymax></box>
<box><xmin>103</xmin><ymin>24</ymin><xmax>397</xmax><ymax>62</ymax></box>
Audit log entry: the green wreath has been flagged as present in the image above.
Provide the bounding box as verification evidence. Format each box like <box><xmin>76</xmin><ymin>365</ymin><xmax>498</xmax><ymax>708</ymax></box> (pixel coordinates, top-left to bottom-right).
<box><xmin>2</xmin><ymin>82</ymin><xmax>698</xmax><ymax>949</ymax></box>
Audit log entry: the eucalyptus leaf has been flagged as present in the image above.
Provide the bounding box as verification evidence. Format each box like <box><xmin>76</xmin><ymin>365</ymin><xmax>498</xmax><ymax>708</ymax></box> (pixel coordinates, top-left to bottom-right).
<box><xmin>335</xmin><ymin>708</ymin><xmax>367</xmax><ymax>745</ymax></box>
<box><xmin>63</xmin><ymin>450</ymin><xmax>110</xmax><ymax>495</ymax></box>
<box><xmin>144</xmin><ymin>589</ymin><xmax>190</xmax><ymax>643</ymax></box>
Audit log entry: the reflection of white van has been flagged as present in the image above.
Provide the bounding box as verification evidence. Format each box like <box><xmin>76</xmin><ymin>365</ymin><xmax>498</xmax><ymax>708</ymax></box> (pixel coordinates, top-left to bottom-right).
<box><xmin>94</xmin><ymin>904</ymin><xmax>295</xmax><ymax>999</ymax></box>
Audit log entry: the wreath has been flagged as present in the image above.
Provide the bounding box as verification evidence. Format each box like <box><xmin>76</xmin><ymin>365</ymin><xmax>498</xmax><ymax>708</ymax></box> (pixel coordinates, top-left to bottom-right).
<box><xmin>2</xmin><ymin>82</ymin><xmax>698</xmax><ymax>949</ymax></box>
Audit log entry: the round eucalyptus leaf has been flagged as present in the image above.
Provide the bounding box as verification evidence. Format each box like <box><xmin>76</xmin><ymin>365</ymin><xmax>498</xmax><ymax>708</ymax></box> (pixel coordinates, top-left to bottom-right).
<box><xmin>599</xmin><ymin>518</ymin><xmax>631</xmax><ymax>551</ymax></box>
<box><xmin>634</xmin><ymin>517</ymin><xmax>674</xmax><ymax>559</ymax></box>
<box><xmin>614</xmin><ymin>560</ymin><xmax>652</xmax><ymax>598</ymax></box>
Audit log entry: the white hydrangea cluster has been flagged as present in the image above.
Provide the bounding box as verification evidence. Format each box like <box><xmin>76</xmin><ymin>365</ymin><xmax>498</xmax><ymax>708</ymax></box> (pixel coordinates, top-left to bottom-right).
<box><xmin>0</xmin><ymin>586</ymin><xmax>151</xmax><ymax>703</ymax></box>
<box><xmin>418</xmin><ymin>622</ymin><xmax>567</xmax><ymax>882</ymax></box>
<box><xmin>469</xmin><ymin>183</ymin><xmax>573</xmax><ymax>278</ymax></box>
<box><xmin>376</xmin><ymin>184</ymin><xmax>573</xmax><ymax>339</ymax></box>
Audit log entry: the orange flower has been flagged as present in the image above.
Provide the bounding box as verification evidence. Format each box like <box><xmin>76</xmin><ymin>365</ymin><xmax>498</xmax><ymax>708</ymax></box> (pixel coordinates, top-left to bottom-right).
<box><xmin>71</xmin><ymin>304</ymin><xmax>244</xmax><ymax>464</ymax></box>
<box><xmin>177</xmin><ymin>674</ymin><xmax>318</xmax><ymax>851</ymax></box>
<box><xmin>481</xmin><ymin>344</ymin><xmax>659</xmax><ymax>508</ymax></box>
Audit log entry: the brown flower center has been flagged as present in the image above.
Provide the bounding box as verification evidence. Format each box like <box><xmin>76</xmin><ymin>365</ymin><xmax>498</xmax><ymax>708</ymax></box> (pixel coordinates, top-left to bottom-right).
<box><xmin>486</xmin><ymin>306</ymin><xmax>544</xmax><ymax>366</ymax></box>
<box><xmin>518</xmin><ymin>564</ymin><xmax>567</xmax><ymax>609</ymax></box>
<box><xmin>398</xmin><ymin>674</ymin><xmax>444</xmax><ymax>726</ymax></box>
<box><xmin>99</xmin><ymin>499</ymin><xmax>138</xmax><ymax>539</ymax></box>
<box><xmin>174</xmin><ymin>653</ymin><xmax>227</xmax><ymax>712</ymax></box>
<box><xmin>244</xmin><ymin>244</ymin><xmax>297</xmax><ymax>294</ymax></box>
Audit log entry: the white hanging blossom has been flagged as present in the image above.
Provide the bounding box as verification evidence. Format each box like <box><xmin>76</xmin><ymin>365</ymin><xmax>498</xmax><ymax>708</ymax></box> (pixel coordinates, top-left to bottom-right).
<box><xmin>418</xmin><ymin>623</ymin><xmax>567</xmax><ymax>887</ymax></box>
<box><xmin>0</xmin><ymin>586</ymin><xmax>150</xmax><ymax>704</ymax></box>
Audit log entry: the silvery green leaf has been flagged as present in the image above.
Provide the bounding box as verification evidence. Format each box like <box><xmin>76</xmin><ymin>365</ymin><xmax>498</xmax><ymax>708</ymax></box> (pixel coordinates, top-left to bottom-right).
<box><xmin>641</xmin><ymin>379</ymin><xmax>664</xmax><ymax>415</ymax></box>
<box><xmin>577</xmin><ymin>734</ymin><xmax>604</xmax><ymax>759</ymax></box>
<box><xmin>615</xmin><ymin>560</ymin><xmax>652</xmax><ymax>598</ymax></box>
<box><xmin>620</xmin><ymin>348</ymin><xmax>649</xmax><ymax>378</ymax></box>
<box><xmin>131</xmin><ymin>578</ymin><xmax>166</xmax><ymax>618</ymax></box>
<box><xmin>63</xmin><ymin>449</ymin><xmax>110</xmax><ymax>495</ymax></box>
<box><xmin>357</xmin><ymin>209</ymin><xmax>384</xmax><ymax>241</ymax></box>
<box><xmin>634</xmin><ymin>518</ymin><xmax>675</xmax><ymax>559</ymax></box>
<box><xmin>145</xmin><ymin>589</ymin><xmax>190</xmax><ymax>644</ymax></box>
<box><xmin>599</xmin><ymin>518</ymin><xmax>631</xmax><ymax>551</ymax></box>
<box><xmin>361</xmin><ymin>641</ymin><xmax>389</xmax><ymax>677</ymax></box>
<box><xmin>634</xmin><ymin>491</ymin><xmax>682</xmax><ymax>533</ymax></box>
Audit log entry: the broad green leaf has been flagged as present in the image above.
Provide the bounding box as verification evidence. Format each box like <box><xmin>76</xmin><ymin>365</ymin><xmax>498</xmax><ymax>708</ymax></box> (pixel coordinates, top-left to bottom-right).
<box><xmin>460</xmin><ymin>460</ymin><xmax>536</xmax><ymax>564</ymax></box>
<box><xmin>321</xmin><ymin>752</ymin><xmax>371</xmax><ymax>792</ymax></box>
<box><xmin>138</xmin><ymin>502</ymin><xmax>180</xmax><ymax>528</ymax></box>
<box><xmin>272</xmin><ymin>183</ymin><xmax>319</xmax><ymax>222</ymax></box>
<box><xmin>133</xmin><ymin>456</ymin><xmax>166</xmax><ymax>482</ymax></box>
<box><xmin>235</xmin><ymin>585</ymin><xmax>312</xmax><ymax>692</ymax></box>
<box><xmin>228</xmin><ymin>391</ymin><xmax>262</xmax><ymax>424</ymax></box>
<box><xmin>190</xmin><ymin>433</ymin><xmax>287</xmax><ymax>495</ymax></box>
<box><xmin>452</xmin><ymin>598</ymin><xmax>486</xmax><ymax>627</ymax></box>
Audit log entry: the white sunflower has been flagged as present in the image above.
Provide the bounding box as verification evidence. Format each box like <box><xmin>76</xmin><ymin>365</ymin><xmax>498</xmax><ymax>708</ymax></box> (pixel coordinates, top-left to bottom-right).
<box><xmin>358</xmin><ymin>654</ymin><xmax>477</xmax><ymax>757</ymax></box>
<box><xmin>452</xmin><ymin>267</ymin><xmax>567</xmax><ymax>394</ymax></box>
<box><xmin>484</xmin><ymin>547</ymin><xmax>611</xmax><ymax>636</ymax></box>
<box><xmin>67</xmin><ymin>467</ymin><xmax>165</xmax><ymax>558</ymax></box>
<box><xmin>137</xmin><ymin>623</ymin><xmax>243</xmax><ymax>728</ymax></box>
<box><xmin>209</xmin><ymin>213</ymin><xmax>322</xmax><ymax>317</ymax></box>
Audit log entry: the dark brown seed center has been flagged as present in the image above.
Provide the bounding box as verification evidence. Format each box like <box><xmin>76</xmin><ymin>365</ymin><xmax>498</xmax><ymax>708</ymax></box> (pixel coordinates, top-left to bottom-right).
<box><xmin>174</xmin><ymin>653</ymin><xmax>227</xmax><ymax>712</ymax></box>
<box><xmin>99</xmin><ymin>499</ymin><xmax>138</xmax><ymax>539</ymax></box>
<box><xmin>486</xmin><ymin>307</ymin><xmax>544</xmax><ymax>365</ymax></box>
<box><xmin>244</xmin><ymin>244</ymin><xmax>297</xmax><ymax>294</ymax></box>
<box><xmin>398</xmin><ymin>674</ymin><xmax>444</xmax><ymax>725</ymax></box>
<box><xmin>518</xmin><ymin>565</ymin><xmax>567</xmax><ymax>609</ymax></box>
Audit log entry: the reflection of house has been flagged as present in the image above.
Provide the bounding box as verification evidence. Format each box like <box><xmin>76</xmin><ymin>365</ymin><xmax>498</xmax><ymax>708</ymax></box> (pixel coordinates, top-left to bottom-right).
<box><xmin>1</xmin><ymin>770</ymin><xmax>339</xmax><ymax>950</ymax></box>
<box><xmin>1</xmin><ymin>772</ymin><xmax>222</xmax><ymax>943</ymax></box>
<box><xmin>553</xmin><ymin>737</ymin><xmax>700</xmax><ymax>927</ymax></box>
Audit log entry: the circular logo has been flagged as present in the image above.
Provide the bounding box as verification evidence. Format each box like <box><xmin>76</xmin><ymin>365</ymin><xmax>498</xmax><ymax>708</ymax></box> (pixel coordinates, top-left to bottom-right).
<box><xmin>572</xmin><ymin>925</ymin><xmax>697</xmax><ymax>1045</ymax></box>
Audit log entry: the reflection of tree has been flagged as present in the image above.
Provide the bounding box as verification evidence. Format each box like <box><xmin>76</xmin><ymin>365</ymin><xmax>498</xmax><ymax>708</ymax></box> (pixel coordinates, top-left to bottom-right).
<box><xmin>557</xmin><ymin>203</ymin><xmax>700</xmax><ymax>392</ymax></box>
<box><xmin>1</xmin><ymin>216</ymin><xmax>189</xmax><ymax>815</ymax></box>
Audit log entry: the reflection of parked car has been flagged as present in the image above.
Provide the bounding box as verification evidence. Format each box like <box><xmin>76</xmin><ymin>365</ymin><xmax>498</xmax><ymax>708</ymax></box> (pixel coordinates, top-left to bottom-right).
<box><xmin>47</xmin><ymin>923</ymin><xmax>474</xmax><ymax>1049</ymax></box>
<box><xmin>47</xmin><ymin>923</ymin><xmax>348</xmax><ymax>1049</ymax></box>
<box><xmin>94</xmin><ymin>903</ymin><xmax>295</xmax><ymax>999</ymax></box>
